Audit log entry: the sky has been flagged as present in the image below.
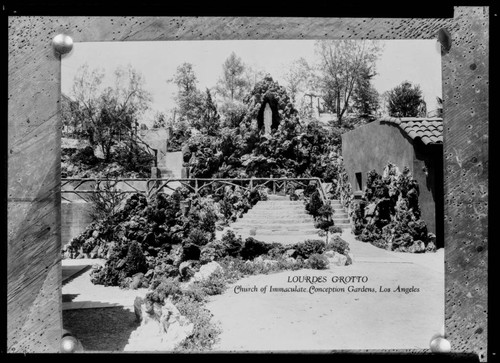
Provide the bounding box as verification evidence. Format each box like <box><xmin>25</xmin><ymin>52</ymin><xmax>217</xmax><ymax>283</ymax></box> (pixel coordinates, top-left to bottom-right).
<box><xmin>61</xmin><ymin>39</ymin><xmax>442</xmax><ymax>125</ymax></box>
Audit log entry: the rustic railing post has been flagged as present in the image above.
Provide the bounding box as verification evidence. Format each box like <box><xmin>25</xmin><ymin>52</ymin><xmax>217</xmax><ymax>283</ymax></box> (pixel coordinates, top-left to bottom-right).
<box><xmin>195</xmin><ymin>179</ymin><xmax>198</xmax><ymax>194</ymax></box>
<box><xmin>272</xmin><ymin>178</ymin><xmax>276</xmax><ymax>194</ymax></box>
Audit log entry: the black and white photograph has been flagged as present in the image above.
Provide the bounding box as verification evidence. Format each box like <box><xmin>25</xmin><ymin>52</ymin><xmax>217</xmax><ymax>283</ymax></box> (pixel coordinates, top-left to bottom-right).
<box><xmin>59</xmin><ymin>39</ymin><xmax>445</xmax><ymax>352</ymax></box>
<box><xmin>6</xmin><ymin>10</ymin><xmax>489</xmax><ymax>360</ymax></box>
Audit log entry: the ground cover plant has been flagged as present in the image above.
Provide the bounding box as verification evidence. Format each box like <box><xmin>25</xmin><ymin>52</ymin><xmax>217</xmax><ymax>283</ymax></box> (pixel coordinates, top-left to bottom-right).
<box><xmin>352</xmin><ymin>163</ymin><xmax>437</xmax><ymax>253</ymax></box>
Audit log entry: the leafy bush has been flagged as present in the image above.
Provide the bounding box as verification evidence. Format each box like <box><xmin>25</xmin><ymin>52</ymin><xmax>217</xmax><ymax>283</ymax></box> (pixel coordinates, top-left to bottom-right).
<box><xmin>87</xmin><ymin>180</ymin><xmax>127</xmax><ymax>223</ymax></box>
<box><xmin>174</xmin><ymin>297</ymin><xmax>221</xmax><ymax>351</ymax></box>
<box><xmin>294</xmin><ymin>239</ymin><xmax>326</xmax><ymax>259</ymax></box>
<box><xmin>70</xmin><ymin>146</ymin><xmax>100</xmax><ymax>165</ymax></box>
<box><xmin>305</xmin><ymin>190</ymin><xmax>324</xmax><ymax>217</ymax></box>
<box><xmin>113</xmin><ymin>142</ymin><xmax>155</xmax><ymax>177</ymax></box>
<box><xmin>307</xmin><ymin>253</ymin><xmax>329</xmax><ymax>270</ymax></box>
<box><xmin>328</xmin><ymin>225</ymin><xmax>343</xmax><ymax>234</ymax></box>
<box><xmin>187</xmin><ymin>228</ymin><xmax>210</xmax><ymax>247</ymax></box>
<box><xmin>240</xmin><ymin>237</ymin><xmax>273</xmax><ymax>260</ymax></box>
<box><xmin>196</xmin><ymin>270</ymin><xmax>227</xmax><ymax>296</ymax></box>
<box><xmin>327</xmin><ymin>236</ymin><xmax>350</xmax><ymax>255</ymax></box>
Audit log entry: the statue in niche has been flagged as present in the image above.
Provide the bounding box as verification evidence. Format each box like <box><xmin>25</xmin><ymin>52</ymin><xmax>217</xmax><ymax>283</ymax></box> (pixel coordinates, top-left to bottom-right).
<box><xmin>263</xmin><ymin>103</ymin><xmax>272</xmax><ymax>135</ymax></box>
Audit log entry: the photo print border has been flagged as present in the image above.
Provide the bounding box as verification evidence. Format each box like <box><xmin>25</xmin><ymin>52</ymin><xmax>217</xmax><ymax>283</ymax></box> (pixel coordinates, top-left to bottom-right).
<box><xmin>6</xmin><ymin>7</ymin><xmax>489</xmax><ymax>359</ymax></box>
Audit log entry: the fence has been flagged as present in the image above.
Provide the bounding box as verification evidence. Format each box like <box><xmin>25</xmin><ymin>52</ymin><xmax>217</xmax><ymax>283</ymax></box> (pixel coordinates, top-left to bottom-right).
<box><xmin>60</xmin><ymin>177</ymin><xmax>329</xmax><ymax>202</ymax></box>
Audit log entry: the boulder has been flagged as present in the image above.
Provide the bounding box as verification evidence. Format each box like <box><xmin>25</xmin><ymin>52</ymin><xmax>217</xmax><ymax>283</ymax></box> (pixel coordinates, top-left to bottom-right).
<box><xmin>426</xmin><ymin>241</ymin><xmax>437</xmax><ymax>253</ymax></box>
<box><xmin>331</xmin><ymin>252</ymin><xmax>348</xmax><ymax>266</ymax></box>
<box><xmin>160</xmin><ymin>298</ymin><xmax>194</xmax><ymax>345</ymax></box>
<box><xmin>134</xmin><ymin>296</ymin><xmax>143</xmax><ymax>322</ymax></box>
<box><xmin>324</xmin><ymin>250</ymin><xmax>335</xmax><ymax>258</ymax></box>
<box><xmin>144</xmin><ymin>269</ymin><xmax>155</xmax><ymax>280</ymax></box>
<box><xmin>364</xmin><ymin>203</ymin><xmax>377</xmax><ymax>218</ymax></box>
<box><xmin>178</xmin><ymin>261</ymin><xmax>195</xmax><ymax>278</ymax></box>
<box><xmin>192</xmin><ymin>261</ymin><xmax>223</xmax><ymax>283</ymax></box>
<box><xmin>116</xmin><ymin>259</ymin><xmax>126</xmax><ymax>269</ymax></box>
<box><xmin>414</xmin><ymin>240</ymin><xmax>426</xmax><ymax>253</ymax></box>
<box><xmin>263</xmin><ymin>259</ymin><xmax>278</xmax><ymax>267</ymax></box>
<box><xmin>89</xmin><ymin>245</ymin><xmax>99</xmax><ymax>259</ymax></box>
<box><xmin>125</xmin><ymin>297</ymin><xmax>194</xmax><ymax>351</ymax></box>
<box><xmin>130</xmin><ymin>272</ymin><xmax>144</xmax><ymax>289</ymax></box>
<box><xmin>92</xmin><ymin>230</ymin><xmax>99</xmax><ymax>238</ymax></box>
<box><xmin>283</xmin><ymin>249</ymin><xmax>297</xmax><ymax>258</ymax></box>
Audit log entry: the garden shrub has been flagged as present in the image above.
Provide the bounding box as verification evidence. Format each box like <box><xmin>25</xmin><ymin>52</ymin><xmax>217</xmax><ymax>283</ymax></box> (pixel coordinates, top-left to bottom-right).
<box><xmin>294</xmin><ymin>239</ymin><xmax>326</xmax><ymax>259</ymax></box>
<box><xmin>327</xmin><ymin>236</ymin><xmax>350</xmax><ymax>255</ymax></box>
<box><xmin>240</xmin><ymin>237</ymin><xmax>273</xmax><ymax>260</ymax></box>
<box><xmin>307</xmin><ymin>253</ymin><xmax>329</xmax><ymax>270</ymax></box>
<box><xmin>70</xmin><ymin>146</ymin><xmax>100</xmax><ymax>166</ymax></box>
<box><xmin>220</xmin><ymin>230</ymin><xmax>244</xmax><ymax>257</ymax></box>
<box><xmin>305</xmin><ymin>190</ymin><xmax>324</xmax><ymax>217</ymax></box>
<box><xmin>187</xmin><ymin>228</ymin><xmax>210</xmax><ymax>247</ymax></box>
<box><xmin>174</xmin><ymin>297</ymin><xmax>221</xmax><ymax>352</ymax></box>
<box><xmin>328</xmin><ymin>225</ymin><xmax>343</xmax><ymax>235</ymax></box>
<box><xmin>114</xmin><ymin>142</ymin><xmax>155</xmax><ymax>177</ymax></box>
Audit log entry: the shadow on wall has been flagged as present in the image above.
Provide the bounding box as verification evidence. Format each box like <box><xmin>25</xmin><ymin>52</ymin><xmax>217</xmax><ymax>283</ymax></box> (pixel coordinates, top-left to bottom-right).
<box><xmin>63</xmin><ymin>306</ymin><xmax>139</xmax><ymax>352</ymax></box>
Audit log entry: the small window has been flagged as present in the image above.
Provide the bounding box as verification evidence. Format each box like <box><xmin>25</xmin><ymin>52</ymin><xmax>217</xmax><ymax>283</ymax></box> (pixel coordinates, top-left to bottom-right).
<box><xmin>355</xmin><ymin>172</ymin><xmax>363</xmax><ymax>191</ymax></box>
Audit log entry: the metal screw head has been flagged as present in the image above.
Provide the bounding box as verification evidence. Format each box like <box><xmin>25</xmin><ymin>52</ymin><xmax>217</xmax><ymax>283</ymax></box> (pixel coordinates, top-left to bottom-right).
<box><xmin>60</xmin><ymin>335</ymin><xmax>79</xmax><ymax>353</ymax></box>
<box><xmin>430</xmin><ymin>337</ymin><xmax>451</xmax><ymax>353</ymax></box>
<box><xmin>52</xmin><ymin>34</ymin><xmax>73</xmax><ymax>55</ymax></box>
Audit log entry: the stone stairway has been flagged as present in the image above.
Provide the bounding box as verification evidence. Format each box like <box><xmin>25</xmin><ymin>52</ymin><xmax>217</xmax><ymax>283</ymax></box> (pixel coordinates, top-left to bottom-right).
<box><xmin>330</xmin><ymin>199</ymin><xmax>351</xmax><ymax>229</ymax></box>
<box><xmin>223</xmin><ymin>194</ymin><xmax>322</xmax><ymax>245</ymax></box>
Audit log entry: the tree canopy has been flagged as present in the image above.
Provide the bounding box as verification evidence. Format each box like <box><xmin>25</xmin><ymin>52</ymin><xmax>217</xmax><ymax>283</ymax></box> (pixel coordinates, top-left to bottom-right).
<box><xmin>386</xmin><ymin>81</ymin><xmax>427</xmax><ymax>117</ymax></box>
<box><xmin>215</xmin><ymin>52</ymin><xmax>250</xmax><ymax>101</ymax></box>
<box><xmin>69</xmin><ymin>63</ymin><xmax>152</xmax><ymax>160</ymax></box>
<box><xmin>315</xmin><ymin>40</ymin><xmax>382</xmax><ymax>125</ymax></box>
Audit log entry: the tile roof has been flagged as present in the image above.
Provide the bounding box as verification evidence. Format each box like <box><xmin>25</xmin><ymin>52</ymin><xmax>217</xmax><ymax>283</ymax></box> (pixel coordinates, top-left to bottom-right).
<box><xmin>379</xmin><ymin>117</ymin><xmax>443</xmax><ymax>145</ymax></box>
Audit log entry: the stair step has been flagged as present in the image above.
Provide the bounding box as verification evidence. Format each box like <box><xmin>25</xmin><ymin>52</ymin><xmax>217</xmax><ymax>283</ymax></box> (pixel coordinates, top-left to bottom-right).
<box><xmin>244</xmin><ymin>213</ymin><xmax>312</xmax><ymax>219</ymax></box>
<box><xmin>235</xmin><ymin>218</ymin><xmax>315</xmax><ymax>224</ymax></box>
<box><xmin>232</xmin><ymin>223</ymin><xmax>316</xmax><ymax>229</ymax></box>
<box><xmin>333</xmin><ymin>223</ymin><xmax>351</xmax><ymax>228</ymax></box>
<box><xmin>252</xmin><ymin>204</ymin><xmax>305</xmax><ymax>211</ymax></box>
<box><xmin>231</xmin><ymin>228</ymin><xmax>321</xmax><ymax>236</ymax></box>
<box><xmin>332</xmin><ymin>219</ymin><xmax>350</xmax><ymax>224</ymax></box>
<box><xmin>332</xmin><ymin>212</ymin><xmax>349</xmax><ymax>218</ymax></box>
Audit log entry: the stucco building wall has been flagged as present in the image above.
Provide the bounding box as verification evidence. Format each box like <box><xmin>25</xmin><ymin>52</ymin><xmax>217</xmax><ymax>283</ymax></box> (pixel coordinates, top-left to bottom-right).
<box><xmin>341</xmin><ymin>120</ymin><xmax>443</xmax><ymax>244</ymax></box>
<box><xmin>341</xmin><ymin>120</ymin><xmax>415</xmax><ymax>191</ymax></box>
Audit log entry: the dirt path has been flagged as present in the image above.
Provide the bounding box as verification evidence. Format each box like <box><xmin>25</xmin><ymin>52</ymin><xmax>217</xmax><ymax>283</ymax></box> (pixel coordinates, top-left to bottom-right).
<box><xmin>205</xmin><ymin>229</ymin><xmax>444</xmax><ymax>351</ymax></box>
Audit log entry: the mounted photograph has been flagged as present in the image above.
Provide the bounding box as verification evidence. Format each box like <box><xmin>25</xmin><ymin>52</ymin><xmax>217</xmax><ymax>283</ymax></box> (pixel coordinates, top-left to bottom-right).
<box><xmin>59</xmin><ymin>38</ymin><xmax>445</xmax><ymax>352</ymax></box>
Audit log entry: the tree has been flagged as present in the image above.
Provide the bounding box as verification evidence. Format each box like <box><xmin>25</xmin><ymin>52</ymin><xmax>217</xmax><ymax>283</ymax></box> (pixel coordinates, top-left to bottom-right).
<box><xmin>315</xmin><ymin>40</ymin><xmax>382</xmax><ymax>125</ymax></box>
<box><xmin>215</xmin><ymin>52</ymin><xmax>249</xmax><ymax>101</ymax></box>
<box><xmin>282</xmin><ymin>58</ymin><xmax>311</xmax><ymax>104</ymax></box>
<box><xmin>351</xmin><ymin>65</ymin><xmax>380</xmax><ymax>119</ymax></box>
<box><xmin>152</xmin><ymin>111</ymin><xmax>166</xmax><ymax>129</ymax></box>
<box><xmin>169</xmin><ymin>62</ymin><xmax>204</xmax><ymax>126</ymax></box>
<box><xmin>195</xmin><ymin>89</ymin><xmax>221</xmax><ymax>136</ymax></box>
<box><xmin>244</xmin><ymin>65</ymin><xmax>266</xmax><ymax>92</ymax></box>
<box><xmin>69</xmin><ymin>63</ymin><xmax>152</xmax><ymax>160</ymax></box>
<box><xmin>386</xmin><ymin>81</ymin><xmax>427</xmax><ymax>117</ymax></box>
